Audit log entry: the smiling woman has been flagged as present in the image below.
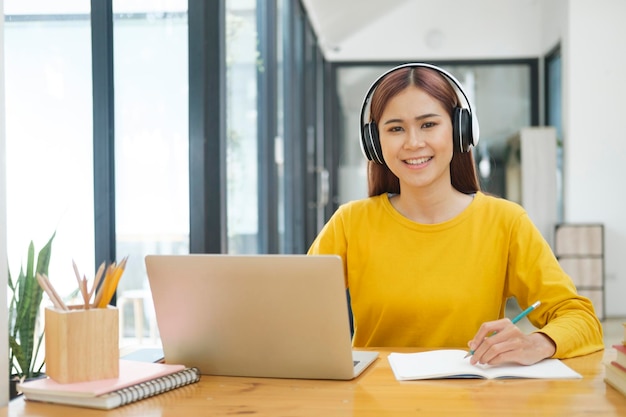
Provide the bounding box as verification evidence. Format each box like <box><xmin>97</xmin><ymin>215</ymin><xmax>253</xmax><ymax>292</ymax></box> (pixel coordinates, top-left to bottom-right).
<box><xmin>364</xmin><ymin>64</ymin><xmax>480</xmax><ymax>198</ymax></box>
<box><xmin>308</xmin><ymin>63</ymin><xmax>604</xmax><ymax>367</ymax></box>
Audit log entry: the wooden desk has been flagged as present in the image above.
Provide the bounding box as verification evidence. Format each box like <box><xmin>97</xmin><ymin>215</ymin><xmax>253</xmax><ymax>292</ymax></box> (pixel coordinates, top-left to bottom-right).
<box><xmin>4</xmin><ymin>348</ymin><xmax>626</xmax><ymax>416</ymax></box>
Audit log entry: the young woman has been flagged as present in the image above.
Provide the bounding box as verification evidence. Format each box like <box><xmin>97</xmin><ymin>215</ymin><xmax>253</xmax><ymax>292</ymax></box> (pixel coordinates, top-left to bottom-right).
<box><xmin>308</xmin><ymin>63</ymin><xmax>604</xmax><ymax>366</ymax></box>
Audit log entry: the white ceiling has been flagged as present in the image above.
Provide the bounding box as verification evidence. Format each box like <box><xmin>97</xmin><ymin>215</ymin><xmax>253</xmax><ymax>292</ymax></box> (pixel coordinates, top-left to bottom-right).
<box><xmin>300</xmin><ymin>0</ymin><xmax>412</xmax><ymax>58</ymax></box>
<box><xmin>300</xmin><ymin>0</ymin><xmax>544</xmax><ymax>62</ymax></box>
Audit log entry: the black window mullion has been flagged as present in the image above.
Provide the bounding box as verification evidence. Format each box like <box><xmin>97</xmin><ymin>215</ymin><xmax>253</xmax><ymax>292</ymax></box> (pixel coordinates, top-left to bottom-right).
<box><xmin>281</xmin><ymin>0</ymin><xmax>295</xmax><ymax>253</ymax></box>
<box><xmin>188</xmin><ymin>0</ymin><xmax>227</xmax><ymax>254</ymax></box>
<box><xmin>282</xmin><ymin>0</ymin><xmax>306</xmax><ymax>254</ymax></box>
<box><xmin>91</xmin><ymin>0</ymin><xmax>116</xmax><ymax>289</ymax></box>
<box><xmin>257</xmin><ymin>0</ymin><xmax>279</xmax><ymax>254</ymax></box>
<box><xmin>325</xmin><ymin>61</ymin><xmax>339</xmax><ymax>218</ymax></box>
<box><xmin>303</xmin><ymin>23</ymin><xmax>318</xmax><ymax>248</ymax></box>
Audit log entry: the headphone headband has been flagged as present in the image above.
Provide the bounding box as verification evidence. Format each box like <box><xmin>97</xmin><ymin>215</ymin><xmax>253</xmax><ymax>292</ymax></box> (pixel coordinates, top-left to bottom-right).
<box><xmin>359</xmin><ymin>63</ymin><xmax>480</xmax><ymax>163</ymax></box>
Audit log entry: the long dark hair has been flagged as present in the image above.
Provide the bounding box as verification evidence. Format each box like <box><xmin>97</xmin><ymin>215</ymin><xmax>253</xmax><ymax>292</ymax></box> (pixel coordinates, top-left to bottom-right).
<box><xmin>367</xmin><ymin>66</ymin><xmax>480</xmax><ymax>197</ymax></box>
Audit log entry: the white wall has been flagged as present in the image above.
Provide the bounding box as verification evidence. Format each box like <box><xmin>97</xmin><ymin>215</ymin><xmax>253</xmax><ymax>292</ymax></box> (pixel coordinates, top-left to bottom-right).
<box><xmin>541</xmin><ymin>0</ymin><xmax>568</xmax><ymax>51</ymax></box>
<box><xmin>0</xmin><ymin>0</ymin><xmax>10</xmax><ymax>406</ymax></box>
<box><xmin>563</xmin><ymin>0</ymin><xmax>626</xmax><ymax>316</ymax></box>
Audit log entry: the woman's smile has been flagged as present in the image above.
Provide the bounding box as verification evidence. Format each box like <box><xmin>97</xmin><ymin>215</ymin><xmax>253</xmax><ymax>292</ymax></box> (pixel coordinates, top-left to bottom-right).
<box><xmin>403</xmin><ymin>156</ymin><xmax>433</xmax><ymax>167</ymax></box>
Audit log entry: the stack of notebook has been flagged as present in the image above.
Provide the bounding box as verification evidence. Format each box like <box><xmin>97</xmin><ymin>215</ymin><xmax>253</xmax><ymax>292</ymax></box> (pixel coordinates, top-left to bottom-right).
<box><xmin>17</xmin><ymin>359</ymin><xmax>200</xmax><ymax>410</ymax></box>
<box><xmin>604</xmin><ymin>323</ymin><xmax>626</xmax><ymax>397</ymax></box>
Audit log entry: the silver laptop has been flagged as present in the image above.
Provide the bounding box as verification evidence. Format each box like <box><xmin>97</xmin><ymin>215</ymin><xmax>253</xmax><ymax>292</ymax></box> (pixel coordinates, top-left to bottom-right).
<box><xmin>144</xmin><ymin>254</ymin><xmax>378</xmax><ymax>380</ymax></box>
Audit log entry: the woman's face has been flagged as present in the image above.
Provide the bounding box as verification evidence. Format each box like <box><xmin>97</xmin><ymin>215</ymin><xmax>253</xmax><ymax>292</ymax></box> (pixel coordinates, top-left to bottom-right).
<box><xmin>378</xmin><ymin>85</ymin><xmax>454</xmax><ymax>193</ymax></box>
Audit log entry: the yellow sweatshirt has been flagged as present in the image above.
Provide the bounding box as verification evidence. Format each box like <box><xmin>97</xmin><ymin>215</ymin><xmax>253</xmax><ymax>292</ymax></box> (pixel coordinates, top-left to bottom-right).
<box><xmin>308</xmin><ymin>192</ymin><xmax>604</xmax><ymax>358</ymax></box>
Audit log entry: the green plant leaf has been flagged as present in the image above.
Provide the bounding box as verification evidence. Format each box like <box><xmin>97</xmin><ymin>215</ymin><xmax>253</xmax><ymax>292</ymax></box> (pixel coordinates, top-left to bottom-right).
<box><xmin>8</xmin><ymin>232</ymin><xmax>55</xmax><ymax>378</ymax></box>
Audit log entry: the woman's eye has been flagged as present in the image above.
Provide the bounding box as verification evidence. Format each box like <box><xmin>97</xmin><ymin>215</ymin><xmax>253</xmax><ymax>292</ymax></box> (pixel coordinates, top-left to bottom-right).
<box><xmin>388</xmin><ymin>126</ymin><xmax>403</xmax><ymax>133</ymax></box>
<box><xmin>422</xmin><ymin>121</ymin><xmax>436</xmax><ymax>129</ymax></box>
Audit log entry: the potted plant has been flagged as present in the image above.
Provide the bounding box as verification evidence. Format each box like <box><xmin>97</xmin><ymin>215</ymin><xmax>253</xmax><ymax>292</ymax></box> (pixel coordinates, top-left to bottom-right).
<box><xmin>8</xmin><ymin>232</ymin><xmax>55</xmax><ymax>399</ymax></box>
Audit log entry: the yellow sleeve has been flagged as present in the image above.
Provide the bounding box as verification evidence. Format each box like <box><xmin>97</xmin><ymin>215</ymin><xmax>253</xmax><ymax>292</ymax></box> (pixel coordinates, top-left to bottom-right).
<box><xmin>504</xmin><ymin>212</ymin><xmax>604</xmax><ymax>358</ymax></box>
<box><xmin>307</xmin><ymin>205</ymin><xmax>349</xmax><ymax>288</ymax></box>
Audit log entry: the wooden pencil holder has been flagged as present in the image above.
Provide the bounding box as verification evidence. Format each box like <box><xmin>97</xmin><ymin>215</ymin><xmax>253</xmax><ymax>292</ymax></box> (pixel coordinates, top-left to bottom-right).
<box><xmin>45</xmin><ymin>306</ymin><xmax>119</xmax><ymax>383</ymax></box>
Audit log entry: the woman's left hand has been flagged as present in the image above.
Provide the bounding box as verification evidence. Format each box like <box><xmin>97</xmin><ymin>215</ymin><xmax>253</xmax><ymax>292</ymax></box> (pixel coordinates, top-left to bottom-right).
<box><xmin>467</xmin><ymin>318</ymin><xmax>556</xmax><ymax>366</ymax></box>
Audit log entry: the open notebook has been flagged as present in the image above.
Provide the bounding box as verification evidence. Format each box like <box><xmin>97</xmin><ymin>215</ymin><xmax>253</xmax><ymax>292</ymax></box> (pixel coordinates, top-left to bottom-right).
<box><xmin>388</xmin><ymin>349</ymin><xmax>582</xmax><ymax>380</ymax></box>
<box><xmin>145</xmin><ymin>254</ymin><xmax>378</xmax><ymax>380</ymax></box>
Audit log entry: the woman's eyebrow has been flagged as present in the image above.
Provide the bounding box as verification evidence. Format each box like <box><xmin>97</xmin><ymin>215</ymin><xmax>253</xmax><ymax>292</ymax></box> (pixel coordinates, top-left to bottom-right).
<box><xmin>382</xmin><ymin>113</ymin><xmax>441</xmax><ymax>125</ymax></box>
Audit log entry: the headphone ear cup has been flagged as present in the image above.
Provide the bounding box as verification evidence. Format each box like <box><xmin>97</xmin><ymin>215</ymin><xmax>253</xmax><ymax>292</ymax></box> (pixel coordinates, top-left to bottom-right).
<box><xmin>452</xmin><ymin>107</ymin><xmax>474</xmax><ymax>153</ymax></box>
<box><xmin>362</xmin><ymin>122</ymin><xmax>385</xmax><ymax>164</ymax></box>
<box><xmin>361</xmin><ymin>122</ymin><xmax>374</xmax><ymax>161</ymax></box>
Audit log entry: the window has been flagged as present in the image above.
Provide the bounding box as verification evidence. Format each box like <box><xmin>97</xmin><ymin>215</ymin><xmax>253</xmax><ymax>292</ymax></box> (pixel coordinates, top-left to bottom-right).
<box><xmin>4</xmin><ymin>2</ymin><xmax>94</xmax><ymax>299</ymax></box>
<box><xmin>112</xmin><ymin>2</ymin><xmax>188</xmax><ymax>344</ymax></box>
<box><xmin>545</xmin><ymin>47</ymin><xmax>563</xmax><ymax>222</ymax></box>
<box><xmin>4</xmin><ymin>0</ymin><xmax>326</xmax><ymax>348</ymax></box>
<box><xmin>225</xmin><ymin>0</ymin><xmax>259</xmax><ymax>253</ymax></box>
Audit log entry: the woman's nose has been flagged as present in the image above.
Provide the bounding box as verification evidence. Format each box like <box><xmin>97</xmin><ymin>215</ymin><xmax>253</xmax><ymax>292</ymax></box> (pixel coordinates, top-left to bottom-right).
<box><xmin>403</xmin><ymin>128</ymin><xmax>424</xmax><ymax>149</ymax></box>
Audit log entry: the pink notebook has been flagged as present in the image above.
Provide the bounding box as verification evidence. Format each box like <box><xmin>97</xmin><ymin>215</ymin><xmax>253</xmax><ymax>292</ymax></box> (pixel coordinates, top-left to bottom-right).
<box><xmin>18</xmin><ymin>359</ymin><xmax>186</xmax><ymax>397</ymax></box>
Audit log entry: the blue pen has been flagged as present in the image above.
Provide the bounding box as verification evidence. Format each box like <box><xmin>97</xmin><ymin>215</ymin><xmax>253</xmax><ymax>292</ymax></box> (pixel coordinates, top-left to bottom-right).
<box><xmin>464</xmin><ymin>301</ymin><xmax>541</xmax><ymax>358</ymax></box>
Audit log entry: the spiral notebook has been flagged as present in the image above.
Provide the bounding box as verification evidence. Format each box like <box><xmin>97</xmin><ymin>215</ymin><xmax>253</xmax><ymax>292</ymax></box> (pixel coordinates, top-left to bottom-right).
<box><xmin>17</xmin><ymin>360</ymin><xmax>200</xmax><ymax>409</ymax></box>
